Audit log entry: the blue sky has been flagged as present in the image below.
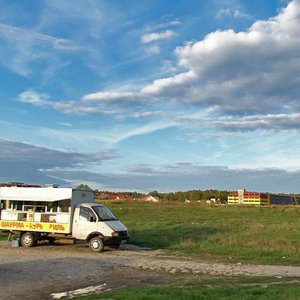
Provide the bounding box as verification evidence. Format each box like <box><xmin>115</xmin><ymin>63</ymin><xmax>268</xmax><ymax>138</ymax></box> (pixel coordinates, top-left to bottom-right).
<box><xmin>1</xmin><ymin>0</ymin><xmax>300</xmax><ymax>193</ymax></box>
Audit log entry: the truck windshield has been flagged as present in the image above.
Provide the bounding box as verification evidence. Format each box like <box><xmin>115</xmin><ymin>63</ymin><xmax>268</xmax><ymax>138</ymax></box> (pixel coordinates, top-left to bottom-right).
<box><xmin>92</xmin><ymin>206</ymin><xmax>117</xmax><ymax>221</ymax></box>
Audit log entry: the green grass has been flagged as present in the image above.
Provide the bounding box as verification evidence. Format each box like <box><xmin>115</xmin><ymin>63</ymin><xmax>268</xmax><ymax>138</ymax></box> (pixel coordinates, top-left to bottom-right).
<box><xmin>107</xmin><ymin>201</ymin><xmax>300</xmax><ymax>265</ymax></box>
<box><xmin>0</xmin><ymin>232</ymin><xmax>8</xmax><ymax>240</ymax></box>
<box><xmin>76</xmin><ymin>277</ymin><xmax>300</xmax><ymax>300</ymax></box>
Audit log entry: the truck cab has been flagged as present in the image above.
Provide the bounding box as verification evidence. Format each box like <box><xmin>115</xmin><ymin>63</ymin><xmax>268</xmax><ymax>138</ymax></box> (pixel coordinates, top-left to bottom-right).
<box><xmin>72</xmin><ymin>203</ymin><xmax>128</xmax><ymax>252</ymax></box>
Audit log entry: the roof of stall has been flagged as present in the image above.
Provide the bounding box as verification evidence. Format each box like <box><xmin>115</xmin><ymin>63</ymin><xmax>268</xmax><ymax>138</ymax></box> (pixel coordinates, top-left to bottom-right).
<box><xmin>0</xmin><ymin>186</ymin><xmax>73</xmax><ymax>202</ymax></box>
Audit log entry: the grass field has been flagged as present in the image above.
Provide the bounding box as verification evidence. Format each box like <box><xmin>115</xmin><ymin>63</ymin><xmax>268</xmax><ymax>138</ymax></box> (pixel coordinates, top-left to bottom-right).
<box><xmin>106</xmin><ymin>201</ymin><xmax>300</xmax><ymax>265</ymax></box>
<box><xmin>0</xmin><ymin>232</ymin><xmax>8</xmax><ymax>240</ymax></box>
<box><xmin>76</xmin><ymin>277</ymin><xmax>300</xmax><ymax>300</ymax></box>
<box><xmin>2</xmin><ymin>201</ymin><xmax>300</xmax><ymax>299</ymax></box>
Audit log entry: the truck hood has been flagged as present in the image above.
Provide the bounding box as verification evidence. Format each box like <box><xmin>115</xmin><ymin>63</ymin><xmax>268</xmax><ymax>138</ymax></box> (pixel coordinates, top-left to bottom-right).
<box><xmin>106</xmin><ymin>220</ymin><xmax>127</xmax><ymax>232</ymax></box>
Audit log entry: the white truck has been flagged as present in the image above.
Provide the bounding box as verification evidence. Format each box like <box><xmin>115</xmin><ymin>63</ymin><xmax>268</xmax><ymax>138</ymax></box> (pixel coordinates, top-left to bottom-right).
<box><xmin>0</xmin><ymin>186</ymin><xmax>129</xmax><ymax>252</ymax></box>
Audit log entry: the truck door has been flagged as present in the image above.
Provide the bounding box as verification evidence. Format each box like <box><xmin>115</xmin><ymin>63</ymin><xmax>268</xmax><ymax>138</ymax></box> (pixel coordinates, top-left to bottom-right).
<box><xmin>73</xmin><ymin>206</ymin><xmax>98</xmax><ymax>240</ymax></box>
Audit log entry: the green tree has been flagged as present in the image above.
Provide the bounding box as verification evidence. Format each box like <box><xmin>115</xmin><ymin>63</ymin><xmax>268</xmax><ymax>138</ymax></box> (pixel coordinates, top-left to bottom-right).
<box><xmin>177</xmin><ymin>191</ymin><xmax>184</xmax><ymax>202</ymax></box>
<box><xmin>76</xmin><ymin>184</ymin><xmax>93</xmax><ymax>191</ymax></box>
<box><xmin>189</xmin><ymin>190</ymin><xmax>199</xmax><ymax>201</ymax></box>
<box><xmin>149</xmin><ymin>190</ymin><xmax>160</xmax><ymax>199</ymax></box>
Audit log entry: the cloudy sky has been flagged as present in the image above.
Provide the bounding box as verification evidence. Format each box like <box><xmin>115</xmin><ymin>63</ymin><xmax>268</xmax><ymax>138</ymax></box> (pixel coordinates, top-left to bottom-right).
<box><xmin>1</xmin><ymin>0</ymin><xmax>300</xmax><ymax>193</ymax></box>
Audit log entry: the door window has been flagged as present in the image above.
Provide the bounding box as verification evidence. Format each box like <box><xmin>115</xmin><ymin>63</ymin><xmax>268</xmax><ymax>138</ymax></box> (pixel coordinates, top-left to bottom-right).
<box><xmin>79</xmin><ymin>207</ymin><xmax>96</xmax><ymax>222</ymax></box>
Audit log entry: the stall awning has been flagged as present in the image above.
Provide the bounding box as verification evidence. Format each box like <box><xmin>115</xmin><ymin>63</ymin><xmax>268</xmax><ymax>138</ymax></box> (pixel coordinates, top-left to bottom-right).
<box><xmin>0</xmin><ymin>187</ymin><xmax>73</xmax><ymax>202</ymax></box>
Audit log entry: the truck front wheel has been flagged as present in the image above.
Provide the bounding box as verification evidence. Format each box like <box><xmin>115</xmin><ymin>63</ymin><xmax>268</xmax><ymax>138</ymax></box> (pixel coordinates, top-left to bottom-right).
<box><xmin>89</xmin><ymin>237</ymin><xmax>104</xmax><ymax>253</ymax></box>
<box><xmin>21</xmin><ymin>232</ymin><xmax>36</xmax><ymax>247</ymax></box>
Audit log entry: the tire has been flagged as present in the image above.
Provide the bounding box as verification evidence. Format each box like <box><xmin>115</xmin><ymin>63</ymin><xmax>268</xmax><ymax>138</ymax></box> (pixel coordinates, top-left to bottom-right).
<box><xmin>21</xmin><ymin>232</ymin><xmax>36</xmax><ymax>247</ymax></box>
<box><xmin>89</xmin><ymin>236</ymin><xmax>104</xmax><ymax>253</ymax></box>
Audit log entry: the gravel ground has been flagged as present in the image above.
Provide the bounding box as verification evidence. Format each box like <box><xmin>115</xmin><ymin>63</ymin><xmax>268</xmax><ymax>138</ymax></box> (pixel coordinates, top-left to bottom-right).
<box><xmin>1</xmin><ymin>240</ymin><xmax>300</xmax><ymax>300</ymax></box>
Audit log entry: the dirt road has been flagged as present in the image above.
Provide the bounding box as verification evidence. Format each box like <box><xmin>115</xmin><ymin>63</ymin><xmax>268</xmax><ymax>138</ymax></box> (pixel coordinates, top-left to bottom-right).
<box><xmin>1</xmin><ymin>240</ymin><xmax>300</xmax><ymax>299</ymax></box>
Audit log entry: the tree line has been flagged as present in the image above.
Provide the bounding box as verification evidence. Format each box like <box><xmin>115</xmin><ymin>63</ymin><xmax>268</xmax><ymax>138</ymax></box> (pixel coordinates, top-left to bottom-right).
<box><xmin>93</xmin><ymin>189</ymin><xmax>229</xmax><ymax>203</ymax></box>
<box><xmin>149</xmin><ymin>189</ymin><xmax>229</xmax><ymax>203</ymax></box>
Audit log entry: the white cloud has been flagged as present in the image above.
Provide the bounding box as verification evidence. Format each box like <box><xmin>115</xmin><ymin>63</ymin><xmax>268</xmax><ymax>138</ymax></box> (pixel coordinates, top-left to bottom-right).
<box><xmin>210</xmin><ymin>113</ymin><xmax>300</xmax><ymax>131</ymax></box>
<box><xmin>112</xmin><ymin>121</ymin><xmax>175</xmax><ymax>144</ymax></box>
<box><xmin>216</xmin><ymin>8</ymin><xmax>250</xmax><ymax>19</ymax></box>
<box><xmin>18</xmin><ymin>90</ymin><xmax>123</xmax><ymax>115</ymax></box>
<box><xmin>179</xmin><ymin>111</ymin><xmax>300</xmax><ymax>131</ymax></box>
<box><xmin>141</xmin><ymin>70</ymin><xmax>197</xmax><ymax>95</ymax></box>
<box><xmin>141</xmin><ymin>0</ymin><xmax>300</xmax><ymax>114</ymax></box>
<box><xmin>18</xmin><ymin>1</ymin><xmax>300</xmax><ymax>132</ymax></box>
<box><xmin>141</xmin><ymin>29</ymin><xmax>177</xmax><ymax>43</ymax></box>
<box><xmin>161</xmin><ymin>60</ymin><xmax>178</xmax><ymax>74</ymax></box>
<box><xmin>0</xmin><ymin>23</ymin><xmax>81</xmax><ymax>76</ymax></box>
<box><xmin>51</xmin><ymin>102</ymin><xmax>99</xmax><ymax>115</ymax></box>
<box><xmin>58</xmin><ymin>122</ymin><xmax>73</xmax><ymax>127</ymax></box>
<box><xmin>0</xmin><ymin>23</ymin><xmax>78</xmax><ymax>51</ymax></box>
<box><xmin>82</xmin><ymin>91</ymin><xmax>136</xmax><ymax>102</ymax></box>
<box><xmin>145</xmin><ymin>20</ymin><xmax>181</xmax><ymax>31</ymax></box>
<box><xmin>19</xmin><ymin>90</ymin><xmax>48</xmax><ymax>106</ymax></box>
<box><xmin>168</xmin><ymin>20</ymin><xmax>181</xmax><ymax>26</ymax></box>
<box><xmin>132</xmin><ymin>111</ymin><xmax>161</xmax><ymax>118</ymax></box>
<box><xmin>1</xmin><ymin>112</ymin><xmax>174</xmax><ymax>150</ymax></box>
<box><xmin>146</xmin><ymin>45</ymin><xmax>161</xmax><ymax>55</ymax></box>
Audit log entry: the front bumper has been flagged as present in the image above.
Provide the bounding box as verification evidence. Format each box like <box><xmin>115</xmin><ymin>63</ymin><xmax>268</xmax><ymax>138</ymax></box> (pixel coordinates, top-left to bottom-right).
<box><xmin>104</xmin><ymin>231</ymin><xmax>129</xmax><ymax>245</ymax></box>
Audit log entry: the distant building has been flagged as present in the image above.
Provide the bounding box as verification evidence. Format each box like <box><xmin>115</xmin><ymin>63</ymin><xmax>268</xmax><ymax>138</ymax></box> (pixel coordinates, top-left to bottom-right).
<box><xmin>94</xmin><ymin>192</ymin><xmax>108</xmax><ymax>200</ymax></box>
<box><xmin>107</xmin><ymin>193</ymin><xmax>133</xmax><ymax>201</ymax></box>
<box><xmin>143</xmin><ymin>195</ymin><xmax>160</xmax><ymax>203</ymax></box>
<box><xmin>228</xmin><ymin>189</ymin><xmax>297</xmax><ymax>205</ymax></box>
<box><xmin>94</xmin><ymin>192</ymin><xmax>136</xmax><ymax>201</ymax></box>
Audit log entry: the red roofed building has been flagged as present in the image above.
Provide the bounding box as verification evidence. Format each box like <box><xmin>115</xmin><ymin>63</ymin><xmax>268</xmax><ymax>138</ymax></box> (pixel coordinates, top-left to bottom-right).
<box><xmin>107</xmin><ymin>193</ymin><xmax>133</xmax><ymax>201</ymax></box>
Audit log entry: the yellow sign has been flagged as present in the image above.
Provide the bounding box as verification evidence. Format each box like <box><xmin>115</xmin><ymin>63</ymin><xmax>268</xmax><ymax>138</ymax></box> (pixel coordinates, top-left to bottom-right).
<box><xmin>0</xmin><ymin>220</ymin><xmax>69</xmax><ymax>233</ymax></box>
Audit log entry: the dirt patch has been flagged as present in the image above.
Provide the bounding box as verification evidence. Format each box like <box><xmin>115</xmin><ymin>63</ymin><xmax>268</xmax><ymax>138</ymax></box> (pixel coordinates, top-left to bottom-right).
<box><xmin>1</xmin><ymin>240</ymin><xmax>300</xmax><ymax>299</ymax></box>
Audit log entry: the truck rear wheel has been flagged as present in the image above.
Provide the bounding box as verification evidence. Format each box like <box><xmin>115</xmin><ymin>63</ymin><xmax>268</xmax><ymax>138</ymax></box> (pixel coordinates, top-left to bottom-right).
<box><xmin>21</xmin><ymin>232</ymin><xmax>36</xmax><ymax>247</ymax></box>
<box><xmin>89</xmin><ymin>236</ymin><xmax>104</xmax><ymax>253</ymax></box>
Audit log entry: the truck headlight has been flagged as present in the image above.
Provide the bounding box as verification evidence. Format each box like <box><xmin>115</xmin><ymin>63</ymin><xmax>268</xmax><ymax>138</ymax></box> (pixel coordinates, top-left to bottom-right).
<box><xmin>111</xmin><ymin>231</ymin><xmax>119</xmax><ymax>238</ymax></box>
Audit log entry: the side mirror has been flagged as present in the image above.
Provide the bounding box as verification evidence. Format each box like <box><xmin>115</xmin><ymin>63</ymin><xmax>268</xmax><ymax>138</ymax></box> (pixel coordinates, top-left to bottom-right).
<box><xmin>90</xmin><ymin>216</ymin><xmax>96</xmax><ymax>222</ymax></box>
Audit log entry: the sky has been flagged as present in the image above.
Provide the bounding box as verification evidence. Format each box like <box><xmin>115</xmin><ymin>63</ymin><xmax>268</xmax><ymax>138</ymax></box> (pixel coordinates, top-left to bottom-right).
<box><xmin>1</xmin><ymin>0</ymin><xmax>300</xmax><ymax>193</ymax></box>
